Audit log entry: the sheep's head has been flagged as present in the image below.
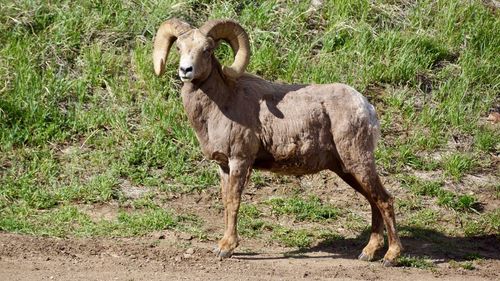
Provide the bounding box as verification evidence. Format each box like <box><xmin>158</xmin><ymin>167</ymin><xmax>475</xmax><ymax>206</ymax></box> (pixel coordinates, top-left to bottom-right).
<box><xmin>153</xmin><ymin>18</ymin><xmax>250</xmax><ymax>82</ymax></box>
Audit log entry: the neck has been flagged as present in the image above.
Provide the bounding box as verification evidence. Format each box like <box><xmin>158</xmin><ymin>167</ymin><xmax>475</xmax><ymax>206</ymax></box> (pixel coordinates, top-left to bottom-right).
<box><xmin>180</xmin><ymin>57</ymin><xmax>234</xmax><ymax>158</ymax></box>
<box><xmin>181</xmin><ymin>56</ymin><xmax>233</xmax><ymax>106</ymax></box>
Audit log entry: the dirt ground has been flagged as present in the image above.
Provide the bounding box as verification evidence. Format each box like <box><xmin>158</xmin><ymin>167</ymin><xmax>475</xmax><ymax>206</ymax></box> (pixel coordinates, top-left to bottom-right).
<box><xmin>0</xmin><ymin>180</ymin><xmax>498</xmax><ymax>280</ymax></box>
<box><xmin>1</xmin><ymin>172</ymin><xmax>499</xmax><ymax>281</ymax></box>
<box><xmin>0</xmin><ymin>231</ymin><xmax>498</xmax><ymax>281</ymax></box>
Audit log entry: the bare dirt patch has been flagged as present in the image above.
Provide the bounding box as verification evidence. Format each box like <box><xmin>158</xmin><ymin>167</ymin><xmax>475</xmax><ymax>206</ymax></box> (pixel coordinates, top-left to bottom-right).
<box><xmin>0</xmin><ymin>231</ymin><xmax>498</xmax><ymax>281</ymax></box>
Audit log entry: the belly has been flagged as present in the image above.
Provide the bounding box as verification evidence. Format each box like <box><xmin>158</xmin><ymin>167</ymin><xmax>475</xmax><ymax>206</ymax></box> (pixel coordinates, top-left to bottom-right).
<box><xmin>254</xmin><ymin>124</ymin><xmax>336</xmax><ymax>175</ymax></box>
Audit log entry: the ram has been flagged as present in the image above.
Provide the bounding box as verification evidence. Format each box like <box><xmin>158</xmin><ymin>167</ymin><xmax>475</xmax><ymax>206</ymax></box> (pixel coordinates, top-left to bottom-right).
<box><xmin>153</xmin><ymin>18</ymin><xmax>402</xmax><ymax>266</ymax></box>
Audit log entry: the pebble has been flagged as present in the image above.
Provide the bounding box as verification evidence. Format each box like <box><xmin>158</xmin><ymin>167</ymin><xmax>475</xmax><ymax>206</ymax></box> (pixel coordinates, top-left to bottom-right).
<box><xmin>185</xmin><ymin>248</ymin><xmax>195</xmax><ymax>255</ymax></box>
<box><xmin>179</xmin><ymin>233</ymin><xmax>193</xmax><ymax>241</ymax></box>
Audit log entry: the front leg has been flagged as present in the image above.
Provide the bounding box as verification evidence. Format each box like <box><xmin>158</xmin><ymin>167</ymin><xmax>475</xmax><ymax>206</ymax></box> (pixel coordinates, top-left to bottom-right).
<box><xmin>214</xmin><ymin>158</ymin><xmax>252</xmax><ymax>259</ymax></box>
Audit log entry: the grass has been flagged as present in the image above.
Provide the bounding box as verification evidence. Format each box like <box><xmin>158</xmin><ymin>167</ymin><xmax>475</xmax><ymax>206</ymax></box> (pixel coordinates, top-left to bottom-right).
<box><xmin>267</xmin><ymin>196</ymin><xmax>340</xmax><ymax>221</ymax></box>
<box><xmin>397</xmin><ymin>255</ymin><xmax>435</xmax><ymax>269</ymax></box>
<box><xmin>0</xmin><ymin>205</ymin><xmax>181</xmax><ymax>237</ymax></box>
<box><xmin>400</xmin><ymin>175</ymin><xmax>481</xmax><ymax>212</ymax></box>
<box><xmin>449</xmin><ymin>260</ymin><xmax>475</xmax><ymax>270</ymax></box>
<box><xmin>237</xmin><ymin>203</ymin><xmax>273</xmax><ymax>238</ymax></box>
<box><xmin>442</xmin><ymin>153</ymin><xmax>475</xmax><ymax>181</ymax></box>
<box><xmin>0</xmin><ymin>0</ymin><xmax>498</xmax><ymax>259</ymax></box>
<box><xmin>271</xmin><ymin>226</ymin><xmax>315</xmax><ymax>248</ymax></box>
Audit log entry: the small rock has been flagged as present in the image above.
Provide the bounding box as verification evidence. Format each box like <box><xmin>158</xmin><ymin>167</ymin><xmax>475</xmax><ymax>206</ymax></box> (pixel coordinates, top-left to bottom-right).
<box><xmin>174</xmin><ymin>256</ymin><xmax>182</xmax><ymax>262</ymax></box>
<box><xmin>179</xmin><ymin>233</ymin><xmax>193</xmax><ymax>240</ymax></box>
<box><xmin>185</xmin><ymin>248</ymin><xmax>195</xmax><ymax>255</ymax></box>
<box><xmin>487</xmin><ymin>112</ymin><xmax>500</xmax><ymax>123</ymax></box>
<box><xmin>183</xmin><ymin>253</ymin><xmax>192</xmax><ymax>259</ymax></box>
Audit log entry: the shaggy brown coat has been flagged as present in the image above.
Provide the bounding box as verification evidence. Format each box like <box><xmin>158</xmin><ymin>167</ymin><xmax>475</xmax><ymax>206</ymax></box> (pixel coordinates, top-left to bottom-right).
<box><xmin>153</xmin><ymin>19</ymin><xmax>403</xmax><ymax>266</ymax></box>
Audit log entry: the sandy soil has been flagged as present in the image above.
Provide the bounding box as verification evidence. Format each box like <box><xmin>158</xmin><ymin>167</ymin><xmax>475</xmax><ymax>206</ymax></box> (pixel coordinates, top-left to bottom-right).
<box><xmin>1</xmin><ymin>229</ymin><xmax>498</xmax><ymax>280</ymax></box>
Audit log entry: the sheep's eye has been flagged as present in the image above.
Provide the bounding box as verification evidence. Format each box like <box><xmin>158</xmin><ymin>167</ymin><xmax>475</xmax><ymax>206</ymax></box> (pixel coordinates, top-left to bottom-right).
<box><xmin>175</xmin><ymin>46</ymin><xmax>180</xmax><ymax>51</ymax></box>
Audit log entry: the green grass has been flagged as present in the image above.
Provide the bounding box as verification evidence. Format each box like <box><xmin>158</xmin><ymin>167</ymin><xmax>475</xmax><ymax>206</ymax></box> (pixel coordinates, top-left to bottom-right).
<box><xmin>443</xmin><ymin>153</ymin><xmax>475</xmax><ymax>181</ymax></box>
<box><xmin>400</xmin><ymin>175</ymin><xmax>481</xmax><ymax>212</ymax></box>
<box><xmin>271</xmin><ymin>226</ymin><xmax>315</xmax><ymax>248</ymax></box>
<box><xmin>0</xmin><ymin>205</ymin><xmax>180</xmax><ymax>237</ymax></box>
<box><xmin>449</xmin><ymin>260</ymin><xmax>475</xmax><ymax>270</ymax></box>
<box><xmin>0</xmin><ymin>0</ymin><xmax>499</xmax><ymax>244</ymax></box>
<box><xmin>237</xmin><ymin>203</ymin><xmax>273</xmax><ymax>238</ymax></box>
<box><xmin>398</xmin><ymin>255</ymin><xmax>435</xmax><ymax>269</ymax></box>
<box><xmin>267</xmin><ymin>196</ymin><xmax>340</xmax><ymax>222</ymax></box>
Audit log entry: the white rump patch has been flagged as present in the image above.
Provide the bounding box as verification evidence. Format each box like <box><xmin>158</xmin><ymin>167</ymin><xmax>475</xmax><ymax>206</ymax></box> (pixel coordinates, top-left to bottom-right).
<box><xmin>348</xmin><ymin>86</ymin><xmax>381</xmax><ymax>148</ymax></box>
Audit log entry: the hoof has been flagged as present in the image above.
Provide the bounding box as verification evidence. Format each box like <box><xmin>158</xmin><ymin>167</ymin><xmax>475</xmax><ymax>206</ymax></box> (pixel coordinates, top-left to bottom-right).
<box><xmin>213</xmin><ymin>246</ymin><xmax>233</xmax><ymax>259</ymax></box>
<box><xmin>358</xmin><ymin>252</ymin><xmax>374</xmax><ymax>262</ymax></box>
<box><xmin>382</xmin><ymin>259</ymin><xmax>395</xmax><ymax>267</ymax></box>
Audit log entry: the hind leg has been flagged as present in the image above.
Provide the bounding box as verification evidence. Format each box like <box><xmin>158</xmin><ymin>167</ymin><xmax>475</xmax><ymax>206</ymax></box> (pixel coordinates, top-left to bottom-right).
<box><xmin>336</xmin><ymin>171</ymin><xmax>385</xmax><ymax>261</ymax></box>
<box><xmin>350</xmin><ymin>168</ymin><xmax>403</xmax><ymax>266</ymax></box>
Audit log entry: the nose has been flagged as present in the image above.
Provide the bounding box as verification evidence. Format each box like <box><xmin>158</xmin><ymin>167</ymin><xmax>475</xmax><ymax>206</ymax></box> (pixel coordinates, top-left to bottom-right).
<box><xmin>179</xmin><ymin>66</ymin><xmax>193</xmax><ymax>74</ymax></box>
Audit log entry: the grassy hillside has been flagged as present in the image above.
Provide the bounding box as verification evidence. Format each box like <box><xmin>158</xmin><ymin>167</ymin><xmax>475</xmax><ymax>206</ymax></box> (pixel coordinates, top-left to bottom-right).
<box><xmin>0</xmin><ymin>0</ymin><xmax>498</xmax><ymax>255</ymax></box>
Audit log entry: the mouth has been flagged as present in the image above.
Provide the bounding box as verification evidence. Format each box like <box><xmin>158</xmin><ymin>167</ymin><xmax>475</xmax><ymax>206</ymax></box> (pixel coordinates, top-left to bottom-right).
<box><xmin>180</xmin><ymin>76</ymin><xmax>193</xmax><ymax>82</ymax></box>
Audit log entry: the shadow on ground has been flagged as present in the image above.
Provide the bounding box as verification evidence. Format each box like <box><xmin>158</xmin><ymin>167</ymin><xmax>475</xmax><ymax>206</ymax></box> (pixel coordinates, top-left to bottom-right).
<box><xmin>234</xmin><ymin>227</ymin><xmax>499</xmax><ymax>263</ymax></box>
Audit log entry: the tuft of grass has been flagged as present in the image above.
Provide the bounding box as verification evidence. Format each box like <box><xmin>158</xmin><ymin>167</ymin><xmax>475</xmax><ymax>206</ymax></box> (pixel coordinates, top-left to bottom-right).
<box><xmin>464</xmin><ymin>253</ymin><xmax>483</xmax><ymax>261</ymax></box>
<box><xmin>405</xmin><ymin>209</ymin><xmax>439</xmax><ymax>228</ymax></box>
<box><xmin>0</xmin><ymin>204</ymin><xmax>180</xmax><ymax>237</ymax></box>
<box><xmin>474</xmin><ymin>129</ymin><xmax>499</xmax><ymax>152</ymax></box>
<box><xmin>437</xmin><ymin>192</ymin><xmax>479</xmax><ymax>212</ymax></box>
<box><xmin>400</xmin><ymin>175</ymin><xmax>481</xmax><ymax>212</ymax></box>
<box><xmin>462</xmin><ymin>209</ymin><xmax>500</xmax><ymax>236</ymax></box>
<box><xmin>442</xmin><ymin>153</ymin><xmax>475</xmax><ymax>181</ymax></box>
<box><xmin>237</xmin><ymin>203</ymin><xmax>273</xmax><ymax>238</ymax></box>
<box><xmin>271</xmin><ymin>227</ymin><xmax>314</xmax><ymax>248</ymax></box>
<box><xmin>267</xmin><ymin>196</ymin><xmax>340</xmax><ymax>222</ymax></box>
<box><xmin>400</xmin><ymin>176</ymin><xmax>443</xmax><ymax>197</ymax></box>
<box><xmin>397</xmin><ymin>255</ymin><xmax>435</xmax><ymax>269</ymax></box>
<box><xmin>449</xmin><ymin>260</ymin><xmax>475</xmax><ymax>270</ymax></box>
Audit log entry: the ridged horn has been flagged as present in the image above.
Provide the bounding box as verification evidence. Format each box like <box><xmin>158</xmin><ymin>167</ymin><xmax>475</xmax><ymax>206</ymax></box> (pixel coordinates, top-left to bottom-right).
<box><xmin>199</xmin><ymin>20</ymin><xmax>250</xmax><ymax>78</ymax></box>
<box><xmin>153</xmin><ymin>18</ymin><xmax>192</xmax><ymax>76</ymax></box>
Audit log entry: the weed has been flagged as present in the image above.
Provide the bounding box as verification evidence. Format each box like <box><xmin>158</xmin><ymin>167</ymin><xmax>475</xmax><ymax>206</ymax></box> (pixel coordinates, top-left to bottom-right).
<box><xmin>474</xmin><ymin>129</ymin><xmax>499</xmax><ymax>152</ymax></box>
<box><xmin>397</xmin><ymin>255</ymin><xmax>435</xmax><ymax>269</ymax></box>
<box><xmin>405</xmin><ymin>209</ymin><xmax>439</xmax><ymax>228</ymax></box>
<box><xmin>400</xmin><ymin>175</ymin><xmax>481</xmax><ymax>212</ymax></box>
<box><xmin>238</xmin><ymin>203</ymin><xmax>273</xmax><ymax>237</ymax></box>
<box><xmin>267</xmin><ymin>196</ymin><xmax>340</xmax><ymax>222</ymax></box>
<box><xmin>437</xmin><ymin>192</ymin><xmax>480</xmax><ymax>212</ymax></box>
<box><xmin>449</xmin><ymin>260</ymin><xmax>475</xmax><ymax>270</ymax></box>
<box><xmin>462</xmin><ymin>209</ymin><xmax>500</xmax><ymax>236</ymax></box>
<box><xmin>271</xmin><ymin>227</ymin><xmax>314</xmax><ymax>248</ymax></box>
<box><xmin>400</xmin><ymin>176</ymin><xmax>443</xmax><ymax>197</ymax></box>
<box><xmin>443</xmin><ymin>153</ymin><xmax>475</xmax><ymax>181</ymax></box>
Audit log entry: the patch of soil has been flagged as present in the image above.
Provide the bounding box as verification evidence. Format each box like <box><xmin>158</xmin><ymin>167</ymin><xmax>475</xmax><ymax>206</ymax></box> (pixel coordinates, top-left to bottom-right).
<box><xmin>2</xmin><ymin>166</ymin><xmax>499</xmax><ymax>281</ymax></box>
<box><xmin>1</xmin><ymin>231</ymin><xmax>499</xmax><ymax>281</ymax></box>
<box><xmin>1</xmin><ymin>172</ymin><xmax>499</xmax><ymax>280</ymax></box>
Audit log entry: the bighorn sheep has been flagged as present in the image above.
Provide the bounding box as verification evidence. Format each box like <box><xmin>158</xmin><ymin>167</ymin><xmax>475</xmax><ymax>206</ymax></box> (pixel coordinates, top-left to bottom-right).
<box><xmin>153</xmin><ymin>18</ymin><xmax>402</xmax><ymax>266</ymax></box>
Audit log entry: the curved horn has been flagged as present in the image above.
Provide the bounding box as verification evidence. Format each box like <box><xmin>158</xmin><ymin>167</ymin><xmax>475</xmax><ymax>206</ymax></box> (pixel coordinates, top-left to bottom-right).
<box><xmin>199</xmin><ymin>20</ymin><xmax>250</xmax><ymax>78</ymax></box>
<box><xmin>153</xmin><ymin>18</ymin><xmax>192</xmax><ymax>76</ymax></box>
